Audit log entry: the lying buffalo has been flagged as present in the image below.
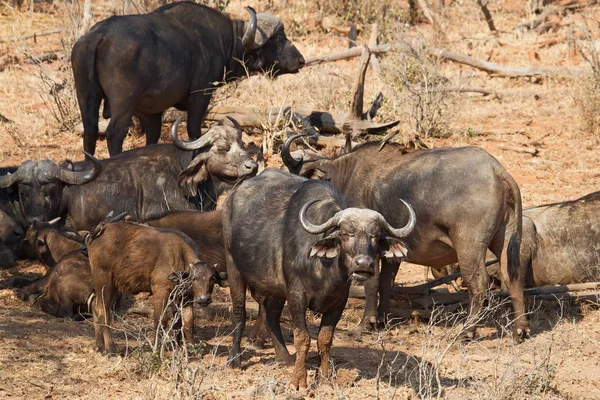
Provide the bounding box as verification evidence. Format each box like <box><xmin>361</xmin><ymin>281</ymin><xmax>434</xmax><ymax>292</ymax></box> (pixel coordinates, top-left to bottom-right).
<box><xmin>0</xmin><ymin>154</ymin><xmax>102</xmax><ymax>227</ymax></box>
<box><xmin>441</xmin><ymin>191</ymin><xmax>600</xmax><ymax>287</ymax></box>
<box><xmin>282</xmin><ymin>137</ymin><xmax>527</xmax><ymax>340</ymax></box>
<box><xmin>223</xmin><ymin>169</ymin><xmax>415</xmax><ymax>389</ymax></box>
<box><xmin>22</xmin><ymin>218</ymin><xmax>83</xmax><ymax>268</ymax></box>
<box><xmin>73</xmin><ymin>2</ymin><xmax>305</xmax><ymax>157</ymax></box>
<box><xmin>0</xmin><ymin>118</ymin><xmax>256</xmax><ymax>230</ymax></box>
<box><xmin>0</xmin><ymin>209</ymin><xmax>23</xmax><ymax>267</ymax></box>
<box><xmin>88</xmin><ymin>221</ymin><xmax>218</xmax><ymax>353</ymax></box>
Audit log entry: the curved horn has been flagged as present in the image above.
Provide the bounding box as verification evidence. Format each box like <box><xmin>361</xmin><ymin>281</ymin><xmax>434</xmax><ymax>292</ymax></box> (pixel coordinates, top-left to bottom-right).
<box><xmin>170</xmin><ymin>117</ymin><xmax>214</xmax><ymax>151</ymax></box>
<box><xmin>0</xmin><ymin>170</ymin><xmax>22</xmax><ymax>188</ymax></box>
<box><xmin>242</xmin><ymin>6</ymin><xmax>258</xmax><ymax>49</ymax></box>
<box><xmin>281</xmin><ymin>133</ymin><xmax>309</xmax><ymax>170</ymax></box>
<box><xmin>380</xmin><ymin>199</ymin><xmax>417</xmax><ymax>238</ymax></box>
<box><xmin>222</xmin><ymin>116</ymin><xmax>242</xmax><ymax>131</ymax></box>
<box><xmin>299</xmin><ymin>200</ymin><xmax>340</xmax><ymax>234</ymax></box>
<box><xmin>58</xmin><ymin>151</ymin><xmax>102</xmax><ymax>185</ymax></box>
<box><xmin>47</xmin><ymin>217</ymin><xmax>61</xmax><ymax>225</ymax></box>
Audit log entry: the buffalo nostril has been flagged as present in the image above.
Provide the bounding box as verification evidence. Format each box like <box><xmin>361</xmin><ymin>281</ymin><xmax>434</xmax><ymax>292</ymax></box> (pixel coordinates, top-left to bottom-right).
<box><xmin>298</xmin><ymin>56</ymin><xmax>305</xmax><ymax>65</ymax></box>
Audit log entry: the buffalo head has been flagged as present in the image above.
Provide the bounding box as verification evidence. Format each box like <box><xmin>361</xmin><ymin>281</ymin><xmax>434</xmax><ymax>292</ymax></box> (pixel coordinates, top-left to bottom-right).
<box><xmin>171</xmin><ymin>117</ymin><xmax>258</xmax><ymax>195</ymax></box>
<box><xmin>299</xmin><ymin>199</ymin><xmax>416</xmax><ymax>281</ymax></box>
<box><xmin>168</xmin><ymin>262</ymin><xmax>228</xmax><ymax>307</ymax></box>
<box><xmin>0</xmin><ymin>153</ymin><xmax>101</xmax><ymax>225</ymax></box>
<box><xmin>0</xmin><ymin>209</ymin><xmax>23</xmax><ymax>247</ymax></box>
<box><xmin>241</xmin><ymin>7</ymin><xmax>305</xmax><ymax>76</ymax></box>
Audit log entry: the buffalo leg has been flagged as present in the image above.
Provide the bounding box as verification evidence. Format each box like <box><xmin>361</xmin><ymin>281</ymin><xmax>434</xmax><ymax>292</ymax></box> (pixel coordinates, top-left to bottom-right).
<box><xmin>105</xmin><ymin>106</ymin><xmax>135</xmax><ymax>156</ymax></box>
<box><xmin>455</xmin><ymin>243</ymin><xmax>488</xmax><ymax>340</ymax></box>
<box><xmin>491</xmin><ymin>235</ymin><xmax>528</xmax><ymax>341</ymax></box>
<box><xmin>262</xmin><ymin>297</ymin><xmax>294</xmax><ymax>364</ymax></box>
<box><xmin>17</xmin><ymin>275</ymin><xmax>49</xmax><ymax>301</ymax></box>
<box><xmin>93</xmin><ymin>284</ymin><xmax>116</xmax><ymax>354</ymax></box>
<box><xmin>287</xmin><ymin>293</ymin><xmax>310</xmax><ymax>390</ymax></box>
<box><xmin>377</xmin><ymin>258</ymin><xmax>401</xmax><ymax>327</ymax></box>
<box><xmin>227</xmin><ymin>263</ymin><xmax>247</xmax><ymax>369</ymax></box>
<box><xmin>139</xmin><ymin>112</ymin><xmax>163</xmax><ymax>146</ymax></box>
<box><xmin>186</xmin><ymin>94</ymin><xmax>211</xmax><ymax>140</ymax></box>
<box><xmin>317</xmin><ymin>295</ymin><xmax>347</xmax><ymax>382</ymax></box>
<box><xmin>359</xmin><ymin>260</ymin><xmax>381</xmax><ymax>330</ymax></box>
<box><xmin>181</xmin><ymin>303</ymin><xmax>195</xmax><ymax>345</ymax></box>
<box><xmin>247</xmin><ymin>289</ymin><xmax>269</xmax><ymax>349</ymax></box>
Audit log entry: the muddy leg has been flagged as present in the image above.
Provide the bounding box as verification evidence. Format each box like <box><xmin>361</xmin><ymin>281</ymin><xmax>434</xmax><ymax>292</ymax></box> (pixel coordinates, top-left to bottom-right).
<box><xmin>317</xmin><ymin>295</ymin><xmax>347</xmax><ymax>382</ymax></box>
<box><xmin>358</xmin><ymin>261</ymin><xmax>380</xmax><ymax>331</ymax></box>
<box><xmin>288</xmin><ymin>294</ymin><xmax>310</xmax><ymax>390</ymax></box>
<box><xmin>454</xmin><ymin>243</ymin><xmax>488</xmax><ymax>340</ymax></box>
<box><xmin>226</xmin><ymin>261</ymin><xmax>247</xmax><ymax>369</ymax></box>
<box><xmin>181</xmin><ymin>303</ymin><xmax>195</xmax><ymax>345</ymax></box>
<box><xmin>263</xmin><ymin>297</ymin><xmax>293</xmax><ymax>364</ymax></box>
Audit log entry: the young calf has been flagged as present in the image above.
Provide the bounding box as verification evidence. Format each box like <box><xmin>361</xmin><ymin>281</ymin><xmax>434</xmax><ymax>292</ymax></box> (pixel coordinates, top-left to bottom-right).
<box><xmin>222</xmin><ymin>169</ymin><xmax>416</xmax><ymax>389</ymax></box>
<box><xmin>22</xmin><ymin>218</ymin><xmax>84</xmax><ymax>269</ymax></box>
<box><xmin>86</xmin><ymin>221</ymin><xmax>216</xmax><ymax>354</ymax></box>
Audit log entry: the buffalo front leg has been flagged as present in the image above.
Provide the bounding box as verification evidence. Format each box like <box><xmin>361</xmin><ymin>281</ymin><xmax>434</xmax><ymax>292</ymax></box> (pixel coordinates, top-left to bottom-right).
<box><xmin>186</xmin><ymin>93</ymin><xmax>212</xmax><ymax>140</ymax></box>
<box><xmin>92</xmin><ymin>284</ymin><xmax>116</xmax><ymax>354</ymax></box>
<box><xmin>139</xmin><ymin>112</ymin><xmax>163</xmax><ymax>146</ymax></box>
<box><xmin>377</xmin><ymin>259</ymin><xmax>401</xmax><ymax>327</ymax></box>
<box><xmin>317</xmin><ymin>294</ymin><xmax>347</xmax><ymax>382</ymax></box>
<box><xmin>359</xmin><ymin>260</ymin><xmax>381</xmax><ymax>331</ymax></box>
<box><xmin>455</xmin><ymin>244</ymin><xmax>489</xmax><ymax>340</ymax></box>
<box><xmin>227</xmin><ymin>266</ymin><xmax>247</xmax><ymax>369</ymax></box>
<box><xmin>287</xmin><ymin>293</ymin><xmax>310</xmax><ymax>390</ymax></box>
<box><xmin>181</xmin><ymin>303</ymin><xmax>195</xmax><ymax>345</ymax></box>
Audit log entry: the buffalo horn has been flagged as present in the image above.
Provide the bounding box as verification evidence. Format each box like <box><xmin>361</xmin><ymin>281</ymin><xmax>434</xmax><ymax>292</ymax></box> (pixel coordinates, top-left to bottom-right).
<box><xmin>281</xmin><ymin>133</ymin><xmax>308</xmax><ymax>170</ymax></box>
<box><xmin>58</xmin><ymin>151</ymin><xmax>102</xmax><ymax>185</ymax></box>
<box><xmin>222</xmin><ymin>116</ymin><xmax>242</xmax><ymax>131</ymax></box>
<box><xmin>170</xmin><ymin>117</ymin><xmax>214</xmax><ymax>151</ymax></box>
<box><xmin>241</xmin><ymin>6</ymin><xmax>257</xmax><ymax>49</ymax></box>
<box><xmin>299</xmin><ymin>200</ymin><xmax>340</xmax><ymax>234</ymax></box>
<box><xmin>379</xmin><ymin>199</ymin><xmax>417</xmax><ymax>238</ymax></box>
<box><xmin>0</xmin><ymin>170</ymin><xmax>22</xmax><ymax>188</ymax></box>
<box><xmin>47</xmin><ymin>217</ymin><xmax>61</xmax><ymax>225</ymax></box>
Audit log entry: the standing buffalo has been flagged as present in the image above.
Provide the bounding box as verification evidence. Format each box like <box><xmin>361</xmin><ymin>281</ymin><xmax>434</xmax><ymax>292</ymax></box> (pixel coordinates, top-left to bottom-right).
<box><xmin>282</xmin><ymin>138</ymin><xmax>527</xmax><ymax>340</ymax></box>
<box><xmin>444</xmin><ymin>191</ymin><xmax>600</xmax><ymax>287</ymax></box>
<box><xmin>223</xmin><ymin>169</ymin><xmax>415</xmax><ymax>389</ymax></box>
<box><xmin>0</xmin><ymin>118</ymin><xmax>256</xmax><ymax>230</ymax></box>
<box><xmin>72</xmin><ymin>2</ymin><xmax>305</xmax><ymax>157</ymax></box>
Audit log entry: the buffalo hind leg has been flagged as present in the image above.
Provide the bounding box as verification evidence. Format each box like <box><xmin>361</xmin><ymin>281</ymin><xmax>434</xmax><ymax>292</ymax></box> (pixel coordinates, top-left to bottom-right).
<box><xmin>105</xmin><ymin>104</ymin><xmax>135</xmax><ymax>156</ymax></box>
<box><xmin>317</xmin><ymin>295</ymin><xmax>347</xmax><ymax>384</ymax></box>
<box><xmin>454</xmin><ymin>241</ymin><xmax>489</xmax><ymax>340</ymax></box>
<box><xmin>377</xmin><ymin>258</ymin><xmax>401</xmax><ymax>327</ymax></box>
<box><xmin>93</xmin><ymin>284</ymin><xmax>116</xmax><ymax>354</ymax></box>
<box><xmin>358</xmin><ymin>259</ymin><xmax>382</xmax><ymax>331</ymax></box>
<box><xmin>263</xmin><ymin>296</ymin><xmax>294</xmax><ymax>365</ymax></box>
<box><xmin>490</xmin><ymin>235</ymin><xmax>529</xmax><ymax>342</ymax></box>
<box><xmin>139</xmin><ymin>112</ymin><xmax>163</xmax><ymax>146</ymax></box>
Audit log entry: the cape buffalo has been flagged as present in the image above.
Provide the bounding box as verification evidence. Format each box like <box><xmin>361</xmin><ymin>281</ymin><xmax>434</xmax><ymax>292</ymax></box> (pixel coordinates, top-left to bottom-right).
<box><xmin>0</xmin><ymin>155</ymin><xmax>101</xmax><ymax>226</ymax></box>
<box><xmin>72</xmin><ymin>2</ymin><xmax>305</xmax><ymax>157</ymax></box>
<box><xmin>443</xmin><ymin>191</ymin><xmax>600</xmax><ymax>287</ymax></box>
<box><xmin>282</xmin><ymin>137</ymin><xmax>527</xmax><ymax>340</ymax></box>
<box><xmin>0</xmin><ymin>118</ymin><xmax>256</xmax><ymax>230</ymax></box>
<box><xmin>223</xmin><ymin>169</ymin><xmax>415</xmax><ymax>388</ymax></box>
<box><xmin>88</xmin><ymin>221</ymin><xmax>218</xmax><ymax>353</ymax></box>
<box><xmin>0</xmin><ymin>209</ymin><xmax>23</xmax><ymax>268</ymax></box>
<box><xmin>21</xmin><ymin>218</ymin><xmax>83</xmax><ymax>268</ymax></box>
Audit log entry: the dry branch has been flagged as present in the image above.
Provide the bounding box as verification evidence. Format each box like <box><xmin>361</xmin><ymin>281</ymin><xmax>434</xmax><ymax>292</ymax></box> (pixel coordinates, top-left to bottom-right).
<box><xmin>0</xmin><ymin>28</ymin><xmax>61</xmax><ymax>44</ymax></box>
<box><xmin>349</xmin><ymin>46</ymin><xmax>371</xmax><ymax>120</ymax></box>
<box><xmin>368</xmin><ymin>24</ymin><xmax>383</xmax><ymax>79</ymax></box>
<box><xmin>477</xmin><ymin>0</ymin><xmax>497</xmax><ymax>32</ymax></box>
<box><xmin>498</xmin><ymin>144</ymin><xmax>539</xmax><ymax>155</ymax></box>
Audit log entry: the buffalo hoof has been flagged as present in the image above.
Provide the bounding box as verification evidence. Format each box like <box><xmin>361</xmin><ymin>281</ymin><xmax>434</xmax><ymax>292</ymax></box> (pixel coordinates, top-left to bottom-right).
<box><xmin>279</xmin><ymin>353</ymin><xmax>295</xmax><ymax>366</ymax></box>
<box><xmin>513</xmin><ymin>326</ymin><xmax>530</xmax><ymax>344</ymax></box>
<box><xmin>290</xmin><ymin>369</ymin><xmax>308</xmax><ymax>391</ymax></box>
<box><xmin>460</xmin><ymin>328</ymin><xmax>478</xmax><ymax>342</ymax></box>
<box><xmin>228</xmin><ymin>355</ymin><xmax>242</xmax><ymax>369</ymax></box>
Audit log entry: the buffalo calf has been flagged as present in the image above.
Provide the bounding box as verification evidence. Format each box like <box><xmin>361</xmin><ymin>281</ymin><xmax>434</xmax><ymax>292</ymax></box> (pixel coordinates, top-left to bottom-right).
<box><xmin>87</xmin><ymin>221</ymin><xmax>216</xmax><ymax>353</ymax></box>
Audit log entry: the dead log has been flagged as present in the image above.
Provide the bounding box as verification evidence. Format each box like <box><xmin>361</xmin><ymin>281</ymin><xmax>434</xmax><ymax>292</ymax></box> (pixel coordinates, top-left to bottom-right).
<box><xmin>368</xmin><ymin>24</ymin><xmax>383</xmax><ymax>79</ymax></box>
<box><xmin>349</xmin><ymin>46</ymin><xmax>371</xmax><ymax>120</ymax></box>
<box><xmin>305</xmin><ymin>43</ymin><xmax>407</xmax><ymax>66</ymax></box>
<box><xmin>477</xmin><ymin>0</ymin><xmax>497</xmax><ymax>33</ymax></box>
<box><xmin>0</xmin><ymin>28</ymin><xmax>62</xmax><ymax>44</ymax></box>
<box><xmin>498</xmin><ymin>144</ymin><xmax>539</xmax><ymax>156</ymax></box>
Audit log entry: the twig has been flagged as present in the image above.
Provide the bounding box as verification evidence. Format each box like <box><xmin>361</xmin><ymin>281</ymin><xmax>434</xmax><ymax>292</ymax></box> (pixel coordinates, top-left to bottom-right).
<box><xmin>498</xmin><ymin>144</ymin><xmax>539</xmax><ymax>155</ymax></box>
<box><xmin>349</xmin><ymin>46</ymin><xmax>371</xmax><ymax>120</ymax></box>
<box><xmin>0</xmin><ymin>28</ymin><xmax>62</xmax><ymax>44</ymax></box>
<box><xmin>477</xmin><ymin>0</ymin><xmax>497</xmax><ymax>32</ymax></box>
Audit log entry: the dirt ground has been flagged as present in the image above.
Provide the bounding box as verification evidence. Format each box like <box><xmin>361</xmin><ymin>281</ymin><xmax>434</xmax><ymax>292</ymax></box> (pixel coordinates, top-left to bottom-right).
<box><xmin>1</xmin><ymin>0</ymin><xmax>600</xmax><ymax>398</ymax></box>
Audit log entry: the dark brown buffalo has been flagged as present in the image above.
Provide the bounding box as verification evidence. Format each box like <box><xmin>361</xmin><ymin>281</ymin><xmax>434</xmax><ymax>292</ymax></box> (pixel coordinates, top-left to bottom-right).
<box><xmin>73</xmin><ymin>2</ymin><xmax>304</xmax><ymax>157</ymax></box>
<box><xmin>87</xmin><ymin>221</ymin><xmax>216</xmax><ymax>353</ymax></box>
<box><xmin>223</xmin><ymin>169</ymin><xmax>415</xmax><ymax>389</ymax></box>
<box><xmin>22</xmin><ymin>218</ymin><xmax>84</xmax><ymax>268</ymax></box>
<box><xmin>282</xmin><ymin>138</ymin><xmax>527</xmax><ymax>340</ymax></box>
<box><xmin>0</xmin><ymin>209</ymin><xmax>23</xmax><ymax>267</ymax></box>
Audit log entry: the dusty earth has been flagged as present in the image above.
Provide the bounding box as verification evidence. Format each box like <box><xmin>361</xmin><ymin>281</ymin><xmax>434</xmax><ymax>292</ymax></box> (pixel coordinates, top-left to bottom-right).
<box><xmin>1</xmin><ymin>0</ymin><xmax>600</xmax><ymax>398</ymax></box>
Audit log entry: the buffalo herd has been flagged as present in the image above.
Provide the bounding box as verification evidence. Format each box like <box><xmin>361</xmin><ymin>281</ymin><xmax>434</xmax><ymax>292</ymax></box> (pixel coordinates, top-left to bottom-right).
<box><xmin>1</xmin><ymin>1</ymin><xmax>599</xmax><ymax>390</ymax></box>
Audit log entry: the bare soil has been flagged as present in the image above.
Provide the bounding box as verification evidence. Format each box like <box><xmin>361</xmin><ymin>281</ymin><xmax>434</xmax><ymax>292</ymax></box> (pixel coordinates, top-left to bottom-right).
<box><xmin>1</xmin><ymin>0</ymin><xmax>600</xmax><ymax>398</ymax></box>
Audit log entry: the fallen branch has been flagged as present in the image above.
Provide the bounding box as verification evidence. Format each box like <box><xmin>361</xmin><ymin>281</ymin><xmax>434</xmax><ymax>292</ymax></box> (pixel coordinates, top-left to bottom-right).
<box><xmin>0</xmin><ymin>28</ymin><xmax>62</xmax><ymax>44</ymax></box>
<box><xmin>349</xmin><ymin>46</ymin><xmax>371</xmax><ymax>120</ymax></box>
<box><xmin>498</xmin><ymin>144</ymin><xmax>539</xmax><ymax>156</ymax></box>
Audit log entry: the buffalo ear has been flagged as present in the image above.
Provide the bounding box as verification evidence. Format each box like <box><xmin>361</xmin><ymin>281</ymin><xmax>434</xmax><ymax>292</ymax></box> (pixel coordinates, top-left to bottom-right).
<box><xmin>381</xmin><ymin>237</ymin><xmax>409</xmax><ymax>259</ymax></box>
<box><xmin>300</xmin><ymin>167</ymin><xmax>327</xmax><ymax>180</ymax></box>
<box><xmin>216</xmin><ymin>271</ymin><xmax>229</xmax><ymax>287</ymax></box>
<box><xmin>178</xmin><ymin>155</ymin><xmax>209</xmax><ymax>196</ymax></box>
<box><xmin>168</xmin><ymin>271</ymin><xmax>191</xmax><ymax>282</ymax></box>
<box><xmin>310</xmin><ymin>235</ymin><xmax>339</xmax><ymax>258</ymax></box>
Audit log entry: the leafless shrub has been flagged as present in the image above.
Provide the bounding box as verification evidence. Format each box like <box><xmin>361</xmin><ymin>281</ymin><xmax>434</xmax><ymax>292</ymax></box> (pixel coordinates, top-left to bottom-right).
<box><xmin>382</xmin><ymin>39</ymin><xmax>459</xmax><ymax>139</ymax></box>
<box><xmin>573</xmin><ymin>23</ymin><xmax>600</xmax><ymax>136</ymax></box>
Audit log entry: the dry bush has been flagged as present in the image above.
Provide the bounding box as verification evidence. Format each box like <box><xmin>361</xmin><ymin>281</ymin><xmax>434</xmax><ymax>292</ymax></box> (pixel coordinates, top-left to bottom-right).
<box><xmin>573</xmin><ymin>24</ymin><xmax>600</xmax><ymax>136</ymax></box>
<box><xmin>381</xmin><ymin>39</ymin><xmax>460</xmax><ymax>139</ymax></box>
